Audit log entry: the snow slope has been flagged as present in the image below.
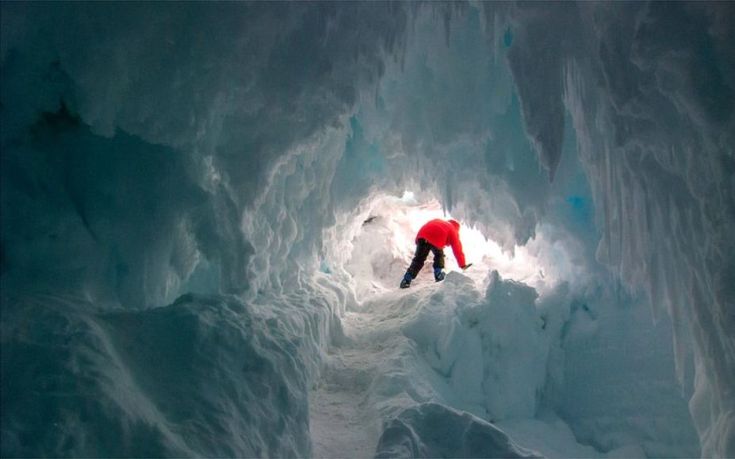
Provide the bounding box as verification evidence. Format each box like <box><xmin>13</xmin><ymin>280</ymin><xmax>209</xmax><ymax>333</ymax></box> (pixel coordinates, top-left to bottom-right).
<box><xmin>313</xmin><ymin>196</ymin><xmax>700</xmax><ymax>456</ymax></box>
<box><xmin>1</xmin><ymin>284</ymin><xmax>346</xmax><ymax>456</ymax></box>
<box><xmin>309</xmin><ymin>258</ymin><xmax>696</xmax><ymax>457</ymax></box>
<box><xmin>311</xmin><ymin>273</ymin><xmax>542</xmax><ymax>458</ymax></box>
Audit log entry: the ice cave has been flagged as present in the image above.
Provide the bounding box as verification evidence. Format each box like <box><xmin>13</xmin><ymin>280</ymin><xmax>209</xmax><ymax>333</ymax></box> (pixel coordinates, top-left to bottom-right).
<box><xmin>1</xmin><ymin>2</ymin><xmax>733</xmax><ymax>458</ymax></box>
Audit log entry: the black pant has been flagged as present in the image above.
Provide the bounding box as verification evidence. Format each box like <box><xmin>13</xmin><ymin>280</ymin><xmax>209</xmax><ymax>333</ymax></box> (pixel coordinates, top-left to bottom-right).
<box><xmin>406</xmin><ymin>238</ymin><xmax>445</xmax><ymax>278</ymax></box>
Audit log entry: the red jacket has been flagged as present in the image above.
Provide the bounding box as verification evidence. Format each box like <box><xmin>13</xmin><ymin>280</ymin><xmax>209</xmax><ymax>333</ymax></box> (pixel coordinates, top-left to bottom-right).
<box><xmin>416</xmin><ymin>219</ymin><xmax>466</xmax><ymax>267</ymax></box>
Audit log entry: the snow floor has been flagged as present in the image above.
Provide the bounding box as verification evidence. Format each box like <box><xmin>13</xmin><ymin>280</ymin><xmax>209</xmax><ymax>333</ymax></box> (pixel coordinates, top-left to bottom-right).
<box><xmin>309</xmin><ymin>275</ymin><xmax>599</xmax><ymax>458</ymax></box>
<box><xmin>309</xmin><ymin>297</ymin><xmax>407</xmax><ymax>458</ymax></box>
<box><xmin>309</xmin><ymin>336</ymin><xmax>383</xmax><ymax>458</ymax></box>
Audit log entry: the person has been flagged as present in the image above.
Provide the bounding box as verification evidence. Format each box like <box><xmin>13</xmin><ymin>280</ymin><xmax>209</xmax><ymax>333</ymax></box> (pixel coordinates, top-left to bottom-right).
<box><xmin>400</xmin><ymin>218</ymin><xmax>471</xmax><ymax>289</ymax></box>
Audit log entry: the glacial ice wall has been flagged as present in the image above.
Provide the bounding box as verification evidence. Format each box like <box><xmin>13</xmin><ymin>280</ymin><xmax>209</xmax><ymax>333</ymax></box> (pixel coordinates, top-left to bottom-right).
<box><xmin>1</xmin><ymin>2</ymin><xmax>732</xmax><ymax>457</ymax></box>
<box><xmin>553</xmin><ymin>4</ymin><xmax>735</xmax><ymax>455</ymax></box>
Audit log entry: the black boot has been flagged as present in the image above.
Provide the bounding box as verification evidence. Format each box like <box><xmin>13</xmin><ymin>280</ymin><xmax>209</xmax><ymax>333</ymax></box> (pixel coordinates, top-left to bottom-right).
<box><xmin>400</xmin><ymin>273</ymin><xmax>412</xmax><ymax>289</ymax></box>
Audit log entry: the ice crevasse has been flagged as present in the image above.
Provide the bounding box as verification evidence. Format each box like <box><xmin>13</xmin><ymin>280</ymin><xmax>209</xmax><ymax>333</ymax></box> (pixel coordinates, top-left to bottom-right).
<box><xmin>1</xmin><ymin>2</ymin><xmax>733</xmax><ymax>458</ymax></box>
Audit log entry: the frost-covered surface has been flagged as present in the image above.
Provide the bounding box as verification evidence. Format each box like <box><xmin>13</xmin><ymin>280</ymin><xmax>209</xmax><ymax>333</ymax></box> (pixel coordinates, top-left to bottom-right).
<box><xmin>552</xmin><ymin>5</ymin><xmax>735</xmax><ymax>455</ymax></box>
<box><xmin>375</xmin><ymin>403</ymin><xmax>537</xmax><ymax>458</ymax></box>
<box><xmin>315</xmin><ymin>195</ymin><xmax>697</xmax><ymax>457</ymax></box>
<box><xmin>1</xmin><ymin>284</ymin><xmax>346</xmax><ymax>457</ymax></box>
<box><xmin>310</xmin><ymin>250</ymin><xmax>695</xmax><ymax>457</ymax></box>
<box><xmin>2</xmin><ymin>2</ymin><xmax>731</xmax><ymax>457</ymax></box>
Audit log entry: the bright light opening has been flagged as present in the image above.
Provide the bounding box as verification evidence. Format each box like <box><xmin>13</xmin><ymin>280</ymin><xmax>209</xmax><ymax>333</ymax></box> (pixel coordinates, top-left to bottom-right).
<box><xmin>339</xmin><ymin>190</ymin><xmax>570</xmax><ymax>302</ymax></box>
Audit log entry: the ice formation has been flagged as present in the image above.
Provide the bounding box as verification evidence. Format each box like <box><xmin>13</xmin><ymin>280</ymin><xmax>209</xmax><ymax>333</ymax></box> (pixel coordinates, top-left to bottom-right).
<box><xmin>1</xmin><ymin>2</ymin><xmax>732</xmax><ymax>457</ymax></box>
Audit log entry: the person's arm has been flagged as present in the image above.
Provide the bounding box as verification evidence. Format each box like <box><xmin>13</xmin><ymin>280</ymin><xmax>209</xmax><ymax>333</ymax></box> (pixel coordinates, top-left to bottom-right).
<box><xmin>449</xmin><ymin>233</ymin><xmax>467</xmax><ymax>268</ymax></box>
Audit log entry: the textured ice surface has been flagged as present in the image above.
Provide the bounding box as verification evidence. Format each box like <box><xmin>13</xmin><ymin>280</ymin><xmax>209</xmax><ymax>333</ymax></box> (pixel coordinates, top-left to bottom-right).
<box><xmin>2</xmin><ymin>1</ymin><xmax>731</xmax><ymax>457</ymax></box>
<box><xmin>312</xmin><ymin>231</ymin><xmax>696</xmax><ymax>458</ymax></box>
<box><xmin>375</xmin><ymin>403</ymin><xmax>537</xmax><ymax>458</ymax></box>
<box><xmin>0</xmin><ymin>287</ymin><xmax>344</xmax><ymax>457</ymax></box>
<box><xmin>553</xmin><ymin>5</ymin><xmax>735</xmax><ymax>455</ymax></box>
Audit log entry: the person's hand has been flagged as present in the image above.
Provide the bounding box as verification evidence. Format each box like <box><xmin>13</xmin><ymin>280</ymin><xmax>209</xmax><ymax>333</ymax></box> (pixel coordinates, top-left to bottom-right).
<box><xmin>462</xmin><ymin>263</ymin><xmax>473</xmax><ymax>270</ymax></box>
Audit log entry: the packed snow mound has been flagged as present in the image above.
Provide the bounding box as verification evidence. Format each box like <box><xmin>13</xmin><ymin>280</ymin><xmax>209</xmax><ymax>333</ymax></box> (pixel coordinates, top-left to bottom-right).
<box><xmin>308</xmin><ymin>266</ymin><xmax>696</xmax><ymax>457</ymax></box>
<box><xmin>375</xmin><ymin>403</ymin><xmax>538</xmax><ymax>458</ymax></box>
<box><xmin>310</xmin><ymin>270</ymin><xmax>556</xmax><ymax>458</ymax></box>
<box><xmin>0</xmin><ymin>291</ymin><xmax>343</xmax><ymax>457</ymax></box>
<box><xmin>398</xmin><ymin>271</ymin><xmax>548</xmax><ymax>421</ymax></box>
